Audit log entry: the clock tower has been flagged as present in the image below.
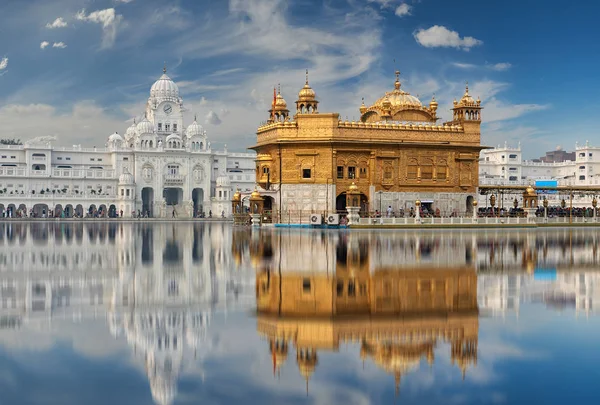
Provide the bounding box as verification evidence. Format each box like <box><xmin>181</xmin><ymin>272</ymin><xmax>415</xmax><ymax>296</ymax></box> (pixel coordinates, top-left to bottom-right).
<box><xmin>146</xmin><ymin>66</ymin><xmax>184</xmax><ymax>141</ymax></box>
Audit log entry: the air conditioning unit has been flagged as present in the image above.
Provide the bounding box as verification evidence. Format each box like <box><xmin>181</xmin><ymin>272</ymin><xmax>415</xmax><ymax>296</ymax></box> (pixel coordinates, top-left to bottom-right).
<box><xmin>327</xmin><ymin>214</ymin><xmax>340</xmax><ymax>225</ymax></box>
<box><xmin>309</xmin><ymin>213</ymin><xmax>322</xmax><ymax>225</ymax></box>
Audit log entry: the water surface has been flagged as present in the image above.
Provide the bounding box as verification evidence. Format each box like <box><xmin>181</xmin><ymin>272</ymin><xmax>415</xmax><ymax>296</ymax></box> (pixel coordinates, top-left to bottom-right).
<box><xmin>0</xmin><ymin>223</ymin><xmax>598</xmax><ymax>404</ymax></box>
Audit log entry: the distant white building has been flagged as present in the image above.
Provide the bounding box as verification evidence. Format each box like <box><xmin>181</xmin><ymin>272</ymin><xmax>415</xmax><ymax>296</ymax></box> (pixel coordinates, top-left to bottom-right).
<box><xmin>0</xmin><ymin>67</ymin><xmax>256</xmax><ymax>218</ymax></box>
<box><xmin>479</xmin><ymin>141</ymin><xmax>600</xmax><ymax>207</ymax></box>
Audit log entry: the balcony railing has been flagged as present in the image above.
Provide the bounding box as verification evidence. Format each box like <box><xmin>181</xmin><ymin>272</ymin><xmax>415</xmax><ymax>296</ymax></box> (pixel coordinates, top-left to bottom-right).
<box><xmin>0</xmin><ymin>168</ymin><xmax>115</xmax><ymax>178</ymax></box>
<box><xmin>163</xmin><ymin>174</ymin><xmax>185</xmax><ymax>185</ymax></box>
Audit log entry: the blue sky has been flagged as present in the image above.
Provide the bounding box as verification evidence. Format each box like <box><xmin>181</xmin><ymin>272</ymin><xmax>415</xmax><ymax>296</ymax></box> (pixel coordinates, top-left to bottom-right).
<box><xmin>0</xmin><ymin>0</ymin><xmax>597</xmax><ymax>157</ymax></box>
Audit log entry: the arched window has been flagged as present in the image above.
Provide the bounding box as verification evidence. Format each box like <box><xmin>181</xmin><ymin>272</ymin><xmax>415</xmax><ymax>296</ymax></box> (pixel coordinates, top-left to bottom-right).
<box><xmin>421</xmin><ymin>159</ymin><xmax>433</xmax><ymax>180</ymax></box>
<box><xmin>436</xmin><ymin>160</ymin><xmax>448</xmax><ymax>181</ymax></box>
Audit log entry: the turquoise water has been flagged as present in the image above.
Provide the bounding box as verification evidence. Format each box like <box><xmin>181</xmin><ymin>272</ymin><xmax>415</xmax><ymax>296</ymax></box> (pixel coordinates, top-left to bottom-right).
<box><xmin>0</xmin><ymin>223</ymin><xmax>598</xmax><ymax>404</ymax></box>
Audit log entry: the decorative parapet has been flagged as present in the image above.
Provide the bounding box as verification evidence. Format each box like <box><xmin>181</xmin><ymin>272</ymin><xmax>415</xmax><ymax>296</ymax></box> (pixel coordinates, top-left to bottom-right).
<box><xmin>257</xmin><ymin>120</ymin><xmax>298</xmax><ymax>133</ymax></box>
<box><xmin>337</xmin><ymin>120</ymin><xmax>463</xmax><ymax>132</ymax></box>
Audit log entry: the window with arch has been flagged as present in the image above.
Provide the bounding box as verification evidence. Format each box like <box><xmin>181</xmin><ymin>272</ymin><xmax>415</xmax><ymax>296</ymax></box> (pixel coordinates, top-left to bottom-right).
<box><xmin>421</xmin><ymin>159</ymin><xmax>433</xmax><ymax>180</ymax></box>
<box><xmin>193</xmin><ymin>166</ymin><xmax>204</xmax><ymax>182</ymax></box>
<box><xmin>436</xmin><ymin>160</ymin><xmax>448</xmax><ymax>181</ymax></box>
<box><xmin>167</xmin><ymin>165</ymin><xmax>179</xmax><ymax>175</ymax></box>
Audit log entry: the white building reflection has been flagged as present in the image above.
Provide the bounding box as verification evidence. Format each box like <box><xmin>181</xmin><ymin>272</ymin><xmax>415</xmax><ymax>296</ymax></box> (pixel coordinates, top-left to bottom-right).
<box><xmin>0</xmin><ymin>222</ymin><xmax>255</xmax><ymax>405</ymax></box>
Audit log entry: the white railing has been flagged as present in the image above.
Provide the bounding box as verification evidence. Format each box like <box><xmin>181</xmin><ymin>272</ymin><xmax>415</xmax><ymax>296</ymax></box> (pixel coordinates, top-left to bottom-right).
<box><xmin>0</xmin><ymin>168</ymin><xmax>26</xmax><ymax>176</ymax></box>
<box><xmin>30</xmin><ymin>170</ymin><xmax>47</xmax><ymax>176</ymax></box>
<box><xmin>356</xmin><ymin>216</ymin><xmax>600</xmax><ymax>226</ymax></box>
<box><xmin>163</xmin><ymin>174</ymin><xmax>185</xmax><ymax>185</ymax></box>
<box><xmin>0</xmin><ymin>194</ymin><xmax>116</xmax><ymax>200</ymax></box>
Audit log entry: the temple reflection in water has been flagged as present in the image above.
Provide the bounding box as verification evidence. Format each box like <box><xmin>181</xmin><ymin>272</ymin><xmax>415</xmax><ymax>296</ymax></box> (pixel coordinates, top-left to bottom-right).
<box><xmin>252</xmin><ymin>230</ymin><xmax>479</xmax><ymax>395</ymax></box>
<box><xmin>0</xmin><ymin>222</ymin><xmax>255</xmax><ymax>405</ymax></box>
<box><xmin>1</xmin><ymin>224</ymin><xmax>600</xmax><ymax>403</ymax></box>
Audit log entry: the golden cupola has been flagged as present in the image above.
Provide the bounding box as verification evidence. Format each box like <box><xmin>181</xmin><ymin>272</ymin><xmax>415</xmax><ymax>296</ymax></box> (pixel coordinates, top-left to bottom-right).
<box><xmin>451</xmin><ymin>82</ymin><xmax>482</xmax><ymax>122</ymax></box>
<box><xmin>296</xmin><ymin>69</ymin><xmax>319</xmax><ymax>114</ymax></box>
<box><xmin>269</xmin><ymin>85</ymin><xmax>289</xmax><ymax>122</ymax></box>
<box><xmin>360</xmin><ymin>70</ymin><xmax>437</xmax><ymax>123</ymax></box>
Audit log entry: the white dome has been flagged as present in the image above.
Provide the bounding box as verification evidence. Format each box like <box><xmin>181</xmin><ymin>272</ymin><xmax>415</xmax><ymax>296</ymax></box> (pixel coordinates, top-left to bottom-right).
<box><xmin>186</xmin><ymin>119</ymin><xmax>204</xmax><ymax>138</ymax></box>
<box><xmin>216</xmin><ymin>174</ymin><xmax>231</xmax><ymax>188</ymax></box>
<box><xmin>108</xmin><ymin>132</ymin><xmax>123</xmax><ymax>143</ymax></box>
<box><xmin>125</xmin><ymin>122</ymin><xmax>137</xmax><ymax>140</ymax></box>
<box><xmin>150</xmin><ymin>68</ymin><xmax>179</xmax><ymax>100</ymax></box>
<box><xmin>119</xmin><ymin>172</ymin><xmax>134</xmax><ymax>185</ymax></box>
<box><xmin>136</xmin><ymin>117</ymin><xmax>154</xmax><ymax>135</ymax></box>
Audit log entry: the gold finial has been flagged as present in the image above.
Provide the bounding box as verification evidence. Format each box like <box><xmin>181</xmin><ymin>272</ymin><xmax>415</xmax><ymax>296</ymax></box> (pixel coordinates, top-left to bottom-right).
<box><xmin>194</xmin><ymin>113</ymin><xmax>197</xmax><ymax>122</ymax></box>
<box><xmin>277</xmin><ymin>83</ymin><xmax>281</xmax><ymax>95</ymax></box>
<box><xmin>305</xmin><ymin>69</ymin><xmax>309</xmax><ymax>85</ymax></box>
<box><xmin>465</xmin><ymin>81</ymin><xmax>469</xmax><ymax>94</ymax></box>
<box><xmin>394</xmin><ymin>70</ymin><xmax>401</xmax><ymax>90</ymax></box>
<box><xmin>133</xmin><ymin>117</ymin><xmax>136</xmax><ymax>124</ymax></box>
<box><xmin>163</xmin><ymin>62</ymin><xmax>167</xmax><ymax>74</ymax></box>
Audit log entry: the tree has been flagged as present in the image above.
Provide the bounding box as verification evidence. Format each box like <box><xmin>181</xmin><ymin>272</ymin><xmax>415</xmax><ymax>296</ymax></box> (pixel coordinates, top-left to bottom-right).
<box><xmin>0</xmin><ymin>139</ymin><xmax>22</xmax><ymax>145</ymax></box>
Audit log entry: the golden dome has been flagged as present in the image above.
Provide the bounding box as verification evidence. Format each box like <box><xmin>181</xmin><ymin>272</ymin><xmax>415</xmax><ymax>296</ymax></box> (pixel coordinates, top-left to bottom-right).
<box><xmin>298</xmin><ymin>70</ymin><xmax>316</xmax><ymax>101</ymax></box>
<box><xmin>429</xmin><ymin>95</ymin><xmax>438</xmax><ymax>111</ymax></box>
<box><xmin>348</xmin><ymin>182</ymin><xmax>359</xmax><ymax>193</ymax></box>
<box><xmin>232</xmin><ymin>189</ymin><xmax>241</xmax><ymax>202</ymax></box>
<box><xmin>250</xmin><ymin>188</ymin><xmax>262</xmax><ymax>199</ymax></box>
<box><xmin>370</xmin><ymin>71</ymin><xmax>422</xmax><ymax>110</ymax></box>
<box><xmin>275</xmin><ymin>92</ymin><xmax>287</xmax><ymax>109</ymax></box>
<box><xmin>359</xmin><ymin>98</ymin><xmax>367</xmax><ymax>114</ymax></box>
<box><xmin>457</xmin><ymin>82</ymin><xmax>476</xmax><ymax>106</ymax></box>
<box><xmin>526</xmin><ymin>185</ymin><xmax>535</xmax><ymax>195</ymax></box>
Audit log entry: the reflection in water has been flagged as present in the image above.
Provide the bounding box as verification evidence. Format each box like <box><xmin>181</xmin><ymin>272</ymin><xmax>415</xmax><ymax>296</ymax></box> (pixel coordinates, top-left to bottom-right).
<box><xmin>254</xmin><ymin>230</ymin><xmax>479</xmax><ymax>396</ymax></box>
<box><xmin>0</xmin><ymin>222</ymin><xmax>254</xmax><ymax>405</ymax></box>
<box><xmin>1</xmin><ymin>224</ymin><xmax>600</xmax><ymax>404</ymax></box>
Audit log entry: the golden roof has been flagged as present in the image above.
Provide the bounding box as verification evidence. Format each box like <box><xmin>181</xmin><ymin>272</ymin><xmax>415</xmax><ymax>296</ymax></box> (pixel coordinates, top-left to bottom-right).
<box><xmin>454</xmin><ymin>83</ymin><xmax>480</xmax><ymax>108</ymax></box>
<box><xmin>297</xmin><ymin>70</ymin><xmax>316</xmax><ymax>101</ymax></box>
<box><xmin>371</xmin><ymin>71</ymin><xmax>422</xmax><ymax>109</ymax></box>
<box><xmin>525</xmin><ymin>185</ymin><xmax>535</xmax><ymax>195</ymax></box>
<box><xmin>250</xmin><ymin>188</ymin><xmax>262</xmax><ymax>199</ymax></box>
<box><xmin>275</xmin><ymin>92</ymin><xmax>287</xmax><ymax>109</ymax></box>
<box><xmin>348</xmin><ymin>182</ymin><xmax>359</xmax><ymax>193</ymax></box>
<box><xmin>232</xmin><ymin>189</ymin><xmax>241</xmax><ymax>202</ymax></box>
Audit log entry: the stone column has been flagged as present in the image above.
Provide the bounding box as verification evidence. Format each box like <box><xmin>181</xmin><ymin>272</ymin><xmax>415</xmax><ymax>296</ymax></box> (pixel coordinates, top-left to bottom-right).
<box><xmin>472</xmin><ymin>200</ymin><xmax>478</xmax><ymax>223</ymax></box>
<box><xmin>346</xmin><ymin>206</ymin><xmax>360</xmax><ymax>225</ymax></box>
<box><xmin>543</xmin><ymin>197</ymin><xmax>548</xmax><ymax>223</ymax></box>
<box><xmin>345</xmin><ymin>182</ymin><xmax>362</xmax><ymax>227</ymax></box>
<box><xmin>593</xmin><ymin>197</ymin><xmax>597</xmax><ymax>222</ymax></box>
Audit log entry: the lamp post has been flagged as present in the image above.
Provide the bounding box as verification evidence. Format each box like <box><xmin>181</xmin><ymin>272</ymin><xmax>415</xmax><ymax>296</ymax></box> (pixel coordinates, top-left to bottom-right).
<box><xmin>472</xmin><ymin>200</ymin><xmax>478</xmax><ymax>222</ymax></box>
<box><xmin>543</xmin><ymin>196</ymin><xmax>548</xmax><ymax>223</ymax></box>
<box><xmin>415</xmin><ymin>199</ymin><xmax>421</xmax><ymax>224</ymax></box>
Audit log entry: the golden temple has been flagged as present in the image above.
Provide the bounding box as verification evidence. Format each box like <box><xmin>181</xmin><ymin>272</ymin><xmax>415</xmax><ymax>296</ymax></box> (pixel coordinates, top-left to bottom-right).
<box><xmin>250</xmin><ymin>70</ymin><xmax>485</xmax><ymax>217</ymax></box>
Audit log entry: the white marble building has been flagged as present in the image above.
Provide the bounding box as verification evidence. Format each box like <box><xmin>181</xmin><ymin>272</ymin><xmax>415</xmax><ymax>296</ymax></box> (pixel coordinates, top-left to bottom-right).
<box><xmin>0</xmin><ymin>68</ymin><xmax>256</xmax><ymax>218</ymax></box>
<box><xmin>479</xmin><ymin>141</ymin><xmax>600</xmax><ymax>207</ymax></box>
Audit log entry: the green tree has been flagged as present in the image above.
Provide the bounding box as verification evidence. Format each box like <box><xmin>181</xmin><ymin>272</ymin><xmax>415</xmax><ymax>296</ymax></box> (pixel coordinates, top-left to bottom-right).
<box><xmin>0</xmin><ymin>139</ymin><xmax>22</xmax><ymax>145</ymax></box>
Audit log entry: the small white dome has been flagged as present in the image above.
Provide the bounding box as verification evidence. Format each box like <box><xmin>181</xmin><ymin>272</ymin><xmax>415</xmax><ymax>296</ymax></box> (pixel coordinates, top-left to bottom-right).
<box><xmin>119</xmin><ymin>167</ymin><xmax>134</xmax><ymax>184</ymax></box>
<box><xmin>216</xmin><ymin>174</ymin><xmax>231</xmax><ymax>188</ymax></box>
<box><xmin>125</xmin><ymin>122</ymin><xmax>137</xmax><ymax>140</ymax></box>
<box><xmin>150</xmin><ymin>67</ymin><xmax>179</xmax><ymax>100</ymax></box>
<box><xmin>136</xmin><ymin>117</ymin><xmax>154</xmax><ymax>135</ymax></box>
<box><xmin>108</xmin><ymin>132</ymin><xmax>123</xmax><ymax>143</ymax></box>
<box><xmin>186</xmin><ymin>118</ymin><xmax>204</xmax><ymax>138</ymax></box>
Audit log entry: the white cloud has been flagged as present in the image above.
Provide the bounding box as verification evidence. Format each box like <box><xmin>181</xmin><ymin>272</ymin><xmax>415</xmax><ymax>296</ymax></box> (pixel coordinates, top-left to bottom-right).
<box><xmin>52</xmin><ymin>42</ymin><xmax>67</xmax><ymax>49</ymax></box>
<box><xmin>414</xmin><ymin>25</ymin><xmax>482</xmax><ymax>50</ymax></box>
<box><xmin>0</xmin><ymin>57</ymin><xmax>7</xmax><ymax>70</ymax></box>
<box><xmin>115</xmin><ymin>0</ymin><xmax>134</xmax><ymax>2</ymax></box>
<box><xmin>395</xmin><ymin>3</ymin><xmax>411</xmax><ymax>17</ymax></box>
<box><xmin>45</xmin><ymin>17</ymin><xmax>67</xmax><ymax>29</ymax></box>
<box><xmin>452</xmin><ymin>62</ymin><xmax>477</xmax><ymax>69</ymax></box>
<box><xmin>489</xmin><ymin>62</ymin><xmax>512</xmax><ymax>71</ymax></box>
<box><xmin>205</xmin><ymin>110</ymin><xmax>222</xmax><ymax>125</ymax></box>
<box><xmin>40</xmin><ymin>41</ymin><xmax>50</xmax><ymax>49</ymax></box>
<box><xmin>75</xmin><ymin>8</ymin><xmax>123</xmax><ymax>49</ymax></box>
<box><xmin>367</xmin><ymin>0</ymin><xmax>395</xmax><ymax>8</ymax></box>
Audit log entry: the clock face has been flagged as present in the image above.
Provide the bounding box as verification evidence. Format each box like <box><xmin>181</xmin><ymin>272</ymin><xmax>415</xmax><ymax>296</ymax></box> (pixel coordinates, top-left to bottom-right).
<box><xmin>163</xmin><ymin>104</ymin><xmax>172</xmax><ymax>114</ymax></box>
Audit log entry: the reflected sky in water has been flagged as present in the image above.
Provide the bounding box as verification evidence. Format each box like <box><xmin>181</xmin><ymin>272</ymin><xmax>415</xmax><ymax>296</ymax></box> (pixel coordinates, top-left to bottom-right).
<box><xmin>0</xmin><ymin>223</ymin><xmax>599</xmax><ymax>404</ymax></box>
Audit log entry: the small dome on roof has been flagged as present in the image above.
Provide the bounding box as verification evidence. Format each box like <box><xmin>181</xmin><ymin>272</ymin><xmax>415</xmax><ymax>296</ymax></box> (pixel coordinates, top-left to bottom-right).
<box><xmin>186</xmin><ymin>117</ymin><xmax>204</xmax><ymax>138</ymax></box>
<box><xmin>108</xmin><ymin>132</ymin><xmax>123</xmax><ymax>143</ymax></box>
<box><xmin>136</xmin><ymin>116</ymin><xmax>154</xmax><ymax>135</ymax></box>
<box><xmin>125</xmin><ymin>122</ymin><xmax>137</xmax><ymax>140</ymax></box>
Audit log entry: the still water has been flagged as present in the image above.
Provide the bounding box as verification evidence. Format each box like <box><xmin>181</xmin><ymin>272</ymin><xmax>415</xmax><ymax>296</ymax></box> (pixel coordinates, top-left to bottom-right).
<box><xmin>0</xmin><ymin>222</ymin><xmax>599</xmax><ymax>404</ymax></box>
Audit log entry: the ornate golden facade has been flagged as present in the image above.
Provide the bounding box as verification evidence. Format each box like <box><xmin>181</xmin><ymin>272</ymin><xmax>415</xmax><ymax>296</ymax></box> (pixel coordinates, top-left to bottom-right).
<box><xmin>250</xmin><ymin>70</ymin><xmax>485</xmax><ymax>215</ymax></box>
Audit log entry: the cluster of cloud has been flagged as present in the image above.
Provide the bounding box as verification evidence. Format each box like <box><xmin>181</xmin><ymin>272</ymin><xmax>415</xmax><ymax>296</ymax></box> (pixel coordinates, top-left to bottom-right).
<box><xmin>75</xmin><ymin>8</ymin><xmax>123</xmax><ymax>49</ymax></box>
<box><xmin>40</xmin><ymin>41</ymin><xmax>66</xmax><ymax>49</ymax></box>
<box><xmin>45</xmin><ymin>17</ymin><xmax>67</xmax><ymax>29</ymax></box>
<box><xmin>367</xmin><ymin>0</ymin><xmax>412</xmax><ymax>17</ymax></box>
<box><xmin>414</xmin><ymin>25</ymin><xmax>482</xmax><ymax>50</ymax></box>
<box><xmin>0</xmin><ymin>57</ymin><xmax>7</xmax><ymax>71</ymax></box>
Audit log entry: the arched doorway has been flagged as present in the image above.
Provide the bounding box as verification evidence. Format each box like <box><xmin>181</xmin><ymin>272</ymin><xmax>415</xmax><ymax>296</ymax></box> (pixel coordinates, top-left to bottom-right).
<box><xmin>88</xmin><ymin>204</ymin><xmax>97</xmax><ymax>216</ymax></box>
<box><xmin>0</xmin><ymin>204</ymin><xmax>4</xmax><ymax>217</ymax></box>
<box><xmin>99</xmin><ymin>204</ymin><xmax>107</xmax><ymax>217</ymax></box>
<box><xmin>65</xmin><ymin>204</ymin><xmax>74</xmax><ymax>218</ymax></box>
<box><xmin>7</xmin><ymin>204</ymin><xmax>16</xmax><ymax>218</ymax></box>
<box><xmin>17</xmin><ymin>204</ymin><xmax>26</xmax><ymax>217</ymax></box>
<box><xmin>192</xmin><ymin>188</ymin><xmax>204</xmax><ymax>216</ymax></box>
<box><xmin>163</xmin><ymin>187</ymin><xmax>183</xmax><ymax>205</ymax></box>
<box><xmin>336</xmin><ymin>192</ymin><xmax>369</xmax><ymax>215</ymax></box>
<box><xmin>33</xmin><ymin>203</ymin><xmax>49</xmax><ymax>218</ymax></box>
<box><xmin>466</xmin><ymin>195</ymin><xmax>474</xmax><ymax>214</ymax></box>
<box><xmin>142</xmin><ymin>187</ymin><xmax>154</xmax><ymax>217</ymax></box>
<box><xmin>75</xmin><ymin>204</ymin><xmax>83</xmax><ymax>218</ymax></box>
<box><xmin>54</xmin><ymin>204</ymin><xmax>63</xmax><ymax>218</ymax></box>
<box><xmin>108</xmin><ymin>204</ymin><xmax>117</xmax><ymax>218</ymax></box>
